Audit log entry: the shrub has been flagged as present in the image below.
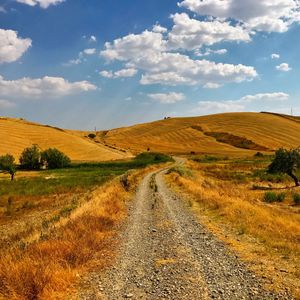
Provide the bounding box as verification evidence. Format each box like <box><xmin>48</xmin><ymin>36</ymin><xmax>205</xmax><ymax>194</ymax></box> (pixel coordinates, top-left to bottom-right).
<box><xmin>134</xmin><ymin>152</ymin><xmax>173</xmax><ymax>163</ymax></box>
<box><xmin>41</xmin><ymin>148</ymin><xmax>71</xmax><ymax>169</ymax></box>
<box><xmin>254</xmin><ymin>152</ymin><xmax>264</xmax><ymax>158</ymax></box>
<box><xmin>167</xmin><ymin>166</ymin><xmax>192</xmax><ymax>177</ymax></box>
<box><xmin>88</xmin><ymin>133</ymin><xmax>96</xmax><ymax>139</ymax></box>
<box><xmin>293</xmin><ymin>193</ymin><xmax>300</xmax><ymax>205</ymax></box>
<box><xmin>264</xmin><ymin>192</ymin><xmax>286</xmax><ymax>203</ymax></box>
<box><xmin>19</xmin><ymin>145</ymin><xmax>41</xmax><ymax>170</ymax></box>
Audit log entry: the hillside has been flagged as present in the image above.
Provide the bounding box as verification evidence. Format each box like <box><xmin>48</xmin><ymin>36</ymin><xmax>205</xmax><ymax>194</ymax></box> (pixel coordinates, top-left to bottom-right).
<box><xmin>101</xmin><ymin>112</ymin><xmax>300</xmax><ymax>156</ymax></box>
<box><xmin>0</xmin><ymin>117</ymin><xmax>130</xmax><ymax>162</ymax></box>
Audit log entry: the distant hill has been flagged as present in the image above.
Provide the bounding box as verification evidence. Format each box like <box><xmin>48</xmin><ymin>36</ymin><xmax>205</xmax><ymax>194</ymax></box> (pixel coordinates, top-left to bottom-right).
<box><xmin>0</xmin><ymin>117</ymin><xmax>130</xmax><ymax>162</ymax></box>
<box><xmin>100</xmin><ymin>112</ymin><xmax>300</xmax><ymax>156</ymax></box>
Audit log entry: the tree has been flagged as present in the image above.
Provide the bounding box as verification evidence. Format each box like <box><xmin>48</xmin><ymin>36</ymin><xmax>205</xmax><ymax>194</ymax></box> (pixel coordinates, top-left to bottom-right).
<box><xmin>0</xmin><ymin>154</ymin><xmax>17</xmax><ymax>180</ymax></box>
<box><xmin>19</xmin><ymin>144</ymin><xmax>41</xmax><ymax>170</ymax></box>
<box><xmin>268</xmin><ymin>148</ymin><xmax>300</xmax><ymax>186</ymax></box>
<box><xmin>41</xmin><ymin>148</ymin><xmax>71</xmax><ymax>169</ymax></box>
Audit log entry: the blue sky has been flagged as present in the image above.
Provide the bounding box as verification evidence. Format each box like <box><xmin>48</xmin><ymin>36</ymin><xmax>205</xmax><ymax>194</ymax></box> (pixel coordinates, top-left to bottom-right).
<box><xmin>0</xmin><ymin>0</ymin><xmax>300</xmax><ymax>130</ymax></box>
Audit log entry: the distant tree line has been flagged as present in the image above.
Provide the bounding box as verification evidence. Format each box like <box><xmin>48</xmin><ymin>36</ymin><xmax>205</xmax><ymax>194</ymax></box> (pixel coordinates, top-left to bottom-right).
<box><xmin>0</xmin><ymin>145</ymin><xmax>71</xmax><ymax>181</ymax></box>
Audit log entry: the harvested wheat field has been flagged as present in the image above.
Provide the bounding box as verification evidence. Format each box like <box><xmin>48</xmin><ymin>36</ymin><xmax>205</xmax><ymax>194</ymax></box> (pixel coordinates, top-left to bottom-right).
<box><xmin>102</xmin><ymin>112</ymin><xmax>300</xmax><ymax>155</ymax></box>
<box><xmin>0</xmin><ymin>117</ymin><xmax>130</xmax><ymax>162</ymax></box>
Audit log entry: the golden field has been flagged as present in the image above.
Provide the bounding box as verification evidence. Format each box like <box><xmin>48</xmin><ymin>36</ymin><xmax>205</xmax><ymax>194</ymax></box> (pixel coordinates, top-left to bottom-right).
<box><xmin>0</xmin><ymin>117</ymin><xmax>130</xmax><ymax>162</ymax></box>
<box><xmin>102</xmin><ymin>112</ymin><xmax>300</xmax><ymax>155</ymax></box>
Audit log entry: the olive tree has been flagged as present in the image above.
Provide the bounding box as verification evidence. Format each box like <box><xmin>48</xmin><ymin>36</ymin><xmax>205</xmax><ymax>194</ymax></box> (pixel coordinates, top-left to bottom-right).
<box><xmin>268</xmin><ymin>148</ymin><xmax>300</xmax><ymax>186</ymax></box>
<box><xmin>0</xmin><ymin>154</ymin><xmax>17</xmax><ymax>180</ymax></box>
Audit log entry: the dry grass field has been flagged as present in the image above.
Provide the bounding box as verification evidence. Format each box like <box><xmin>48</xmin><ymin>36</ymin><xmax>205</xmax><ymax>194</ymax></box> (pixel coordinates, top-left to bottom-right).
<box><xmin>166</xmin><ymin>157</ymin><xmax>300</xmax><ymax>298</ymax></box>
<box><xmin>0</xmin><ymin>117</ymin><xmax>130</xmax><ymax>162</ymax></box>
<box><xmin>101</xmin><ymin>112</ymin><xmax>300</xmax><ymax>155</ymax></box>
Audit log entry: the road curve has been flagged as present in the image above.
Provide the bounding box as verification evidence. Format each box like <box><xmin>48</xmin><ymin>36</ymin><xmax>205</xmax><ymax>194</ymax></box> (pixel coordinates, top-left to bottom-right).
<box><xmin>79</xmin><ymin>166</ymin><xmax>292</xmax><ymax>300</ymax></box>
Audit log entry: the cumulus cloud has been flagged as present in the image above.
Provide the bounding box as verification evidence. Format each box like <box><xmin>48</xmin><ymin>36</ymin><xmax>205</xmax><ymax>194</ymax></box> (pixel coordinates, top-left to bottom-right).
<box><xmin>148</xmin><ymin>92</ymin><xmax>186</xmax><ymax>104</ymax></box>
<box><xmin>16</xmin><ymin>0</ymin><xmax>65</xmax><ymax>9</ymax></box>
<box><xmin>195</xmin><ymin>48</ymin><xmax>227</xmax><ymax>57</ymax></box>
<box><xmin>89</xmin><ymin>35</ymin><xmax>97</xmax><ymax>43</ymax></box>
<box><xmin>193</xmin><ymin>92</ymin><xmax>290</xmax><ymax>114</ymax></box>
<box><xmin>100</xmin><ymin>69</ymin><xmax>137</xmax><ymax>79</ymax></box>
<box><xmin>178</xmin><ymin>0</ymin><xmax>300</xmax><ymax>33</ymax></box>
<box><xmin>0</xmin><ymin>6</ymin><xmax>6</xmax><ymax>13</ymax></box>
<box><xmin>99</xmin><ymin>70</ymin><xmax>114</xmax><ymax>78</ymax></box>
<box><xmin>83</xmin><ymin>48</ymin><xmax>96</xmax><ymax>55</ymax></box>
<box><xmin>276</xmin><ymin>63</ymin><xmax>292</xmax><ymax>72</ymax></box>
<box><xmin>0</xmin><ymin>29</ymin><xmax>32</xmax><ymax>64</ymax></box>
<box><xmin>0</xmin><ymin>75</ymin><xmax>97</xmax><ymax>99</ymax></box>
<box><xmin>152</xmin><ymin>24</ymin><xmax>168</xmax><ymax>33</ymax></box>
<box><xmin>168</xmin><ymin>13</ymin><xmax>251</xmax><ymax>50</ymax></box>
<box><xmin>114</xmin><ymin>68</ymin><xmax>138</xmax><ymax>78</ymax></box>
<box><xmin>101</xmin><ymin>30</ymin><xmax>167</xmax><ymax>61</ymax></box>
<box><xmin>271</xmin><ymin>53</ymin><xmax>280</xmax><ymax>59</ymax></box>
<box><xmin>101</xmin><ymin>31</ymin><xmax>257</xmax><ymax>87</ymax></box>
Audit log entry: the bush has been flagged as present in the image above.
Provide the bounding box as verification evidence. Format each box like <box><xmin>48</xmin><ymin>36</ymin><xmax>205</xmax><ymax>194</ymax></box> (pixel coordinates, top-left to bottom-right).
<box><xmin>88</xmin><ymin>133</ymin><xmax>96</xmax><ymax>139</ymax></box>
<box><xmin>134</xmin><ymin>152</ymin><xmax>173</xmax><ymax>163</ymax></box>
<box><xmin>41</xmin><ymin>148</ymin><xmax>71</xmax><ymax>169</ymax></box>
<box><xmin>19</xmin><ymin>145</ymin><xmax>41</xmax><ymax>170</ymax></box>
<box><xmin>264</xmin><ymin>192</ymin><xmax>286</xmax><ymax>203</ymax></box>
<box><xmin>293</xmin><ymin>193</ymin><xmax>300</xmax><ymax>205</ymax></box>
<box><xmin>167</xmin><ymin>166</ymin><xmax>192</xmax><ymax>177</ymax></box>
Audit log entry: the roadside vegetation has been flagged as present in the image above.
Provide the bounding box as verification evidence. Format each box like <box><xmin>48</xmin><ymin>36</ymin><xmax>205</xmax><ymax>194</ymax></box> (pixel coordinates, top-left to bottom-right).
<box><xmin>166</xmin><ymin>151</ymin><xmax>300</xmax><ymax>298</ymax></box>
<box><xmin>0</xmin><ymin>151</ymin><xmax>172</xmax><ymax>299</ymax></box>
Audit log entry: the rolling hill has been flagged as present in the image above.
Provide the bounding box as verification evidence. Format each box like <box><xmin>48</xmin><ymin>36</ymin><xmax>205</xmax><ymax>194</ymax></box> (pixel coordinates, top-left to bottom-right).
<box><xmin>101</xmin><ymin>112</ymin><xmax>300</xmax><ymax>156</ymax></box>
<box><xmin>0</xmin><ymin>117</ymin><xmax>130</xmax><ymax>162</ymax></box>
<box><xmin>2</xmin><ymin>112</ymin><xmax>300</xmax><ymax>161</ymax></box>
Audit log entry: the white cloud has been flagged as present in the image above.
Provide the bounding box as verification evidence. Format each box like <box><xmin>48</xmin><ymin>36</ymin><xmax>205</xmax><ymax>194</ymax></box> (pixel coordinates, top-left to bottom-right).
<box><xmin>0</xmin><ymin>6</ymin><xmax>6</xmax><ymax>13</ymax></box>
<box><xmin>271</xmin><ymin>53</ymin><xmax>280</xmax><ymax>59</ymax></box>
<box><xmin>239</xmin><ymin>92</ymin><xmax>289</xmax><ymax>103</ymax></box>
<box><xmin>83</xmin><ymin>48</ymin><xmax>96</xmax><ymax>55</ymax></box>
<box><xmin>195</xmin><ymin>48</ymin><xmax>227</xmax><ymax>57</ymax></box>
<box><xmin>0</xmin><ymin>29</ymin><xmax>32</xmax><ymax>64</ymax></box>
<box><xmin>114</xmin><ymin>68</ymin><xmax>137</xmax><ymax>78</ymax></box>
<box><xmin>152</xmin><ymin>24</ymin><xmax>168</xmax><ymax>33</ymax></box>
<box><xmin>192</xmin><ymin>92</ymin><xmax>290</xmax><ymax>115</ymax></box>
<box><xmin>101</xmin><ymin>30</ymin><xmax>167</xmax><ymax>61</ymax></box>
<box><xmin>101</xmin><ymin>23</ymin><xmax>257</xmax><ymax>88</ymax></box>
<box><xmin>168</xmin><ymin>13</ymin><xmax>251</xmax><ymax>50</ymax></box>
<box><xmin>63</xmin><ymin>58</ymin><xmax>81</xmax><ymax>66</ymax></box>
<box><xmin>89</xmin><ymin>35</ymin><xmax>97</xmax><ymax>43</ymax></box>
<box><xmin>99</xmin><ymin>70</ymin><xmax>113</xmax><ymax>78</ymax></box>
<box><xmin>0</xmin><ymin>99</ymin><xmax>16</xmax><ymax>108</ymax></box>
<box><xmin>0</xmin><ymin>75</ymin><xmax>97</xmax><ymax>99</ymax></box>
<box><xmin>16</xmin><ymin>0</ymin><xmax>65</xmax><ymax>9</ymax></box>
<box><xmin>136</xmin><ymin>52</ymin><xmax>257</xmax><ymax>86</ymax></box>
<box><xmin>100</xmin><ymin>69</ymin><xmax>137</xmax><ymax>79</ymax></box>
<box><xmin>178</xmin><ymin>0</ymin><xmax>300</xmax><ymax>33</ymax></box>
<box><xmin>276</xmin><ymin>63</ymin><xmax>292</xmax><ymax>72</ymax></box>
<box><xmin>194</xmin><ymin>100</ymin><xmax>245</xmax><ymax>114</ymax></box>
<box><xmin>203</xmin><ymin>82</ymin><xmax>222</xmax><ymax>89</ymax></box>
<box><xmin>99</xmin><ymin>70</ymin><xmax>114</xmax><ymax>78</ymax></box>
<box><xmin>148</xmin><ymin>92</ymin><xmax>186</xmax><ymax>104</ymax></box>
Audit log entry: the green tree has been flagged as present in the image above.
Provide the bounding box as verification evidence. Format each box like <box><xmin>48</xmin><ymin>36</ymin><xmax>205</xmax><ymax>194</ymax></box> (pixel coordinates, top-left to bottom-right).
<box><xmin>19</xmin><ymin>144</ymin><xmax>41</xmax><ymax>170</ymax></box>
<box><xmin>0</xmin><ymin>154</ymin><xmax>17</xmax><ymax>180</ymax></box>
<box><xmin>268</xmin><ymin>148</ymin><xmax>300</xmax><ymax>186</ymax></box>
<box><xmin>41</xmin><ymin>148</ymin><xmax>71</xmax><ymax>169</ymax></box>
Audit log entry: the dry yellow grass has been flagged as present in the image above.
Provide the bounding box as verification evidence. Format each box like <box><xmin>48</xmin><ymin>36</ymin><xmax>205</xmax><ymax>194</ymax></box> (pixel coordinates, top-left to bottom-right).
<box><xmin>0</xmin><ymin>117</ymin><xmax>129</xmax><ymax>161</ymax></box>
<box><xmin>166</xmin><ymin>161</ymin><xmax>300</xmax><ymax>298</ymax></box>
<box><xmin>103</xmin><ymin>112</ymin><xmax>300</xmax><ymax>155</ymax></box>
<box><xmin>0</xmin><ymin>163</ymin><xmax>167</xmax><ymax>300</ymax></box>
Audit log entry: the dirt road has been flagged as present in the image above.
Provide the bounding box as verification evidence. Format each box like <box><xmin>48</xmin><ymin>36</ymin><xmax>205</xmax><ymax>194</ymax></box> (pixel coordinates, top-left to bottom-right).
<box><xmin>79</xmin><ymin>166</ymin><xmax>292</xmax><ymax>300</ymax></box>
